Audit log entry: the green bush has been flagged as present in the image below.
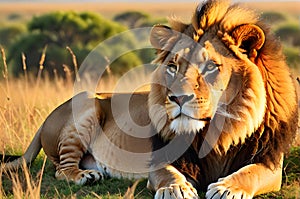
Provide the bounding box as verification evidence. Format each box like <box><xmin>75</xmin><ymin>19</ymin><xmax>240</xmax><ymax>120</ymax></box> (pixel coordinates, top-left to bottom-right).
<box><xmin>8</xmin><ymin>11</ymin><xmax>144</xmax><ymax>78</ymax></box>
<box><xmin>110</xmin><ymin>52</ymin><xmax>142</xmax><ymax>74</ymax></box>
<box><xmin>0</xmin><ymin>24</ymin><xmax>26</xmax><ymax>48</ymax></box>
<box><xmin>261</xmin><ymin>11</ymin><xmax>287</xmax><ymax>24</ymax></box>
<box><xmin>7</xmin><ymin>13</ymin><xmax>23</xmax><ymax>21</ymax></box>
<box><xmin>114</xmin><ymin>11</ymin><xmax>150</xmax><ymax>28</ymax></box>
<box><xmin>275</xmin><ymin>23</ymin><xmax>300</xmax><ymax>46</ymax></box>
<box><xmin>283</xmin><ymin>46</ymin><xmax>300</xmax><ymax>69</ymax></box>
<box><xmin>114</xmin><ymin>11</ymin><xmax>167</xmax><ymax>28</ymax></box>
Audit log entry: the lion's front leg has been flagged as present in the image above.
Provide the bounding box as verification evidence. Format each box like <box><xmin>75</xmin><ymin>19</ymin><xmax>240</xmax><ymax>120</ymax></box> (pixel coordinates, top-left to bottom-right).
<box><xmin>206</xmin><ymin>155</ymin><xmax>283</xmax><ymax>199</ymax></box>
<box><xmin>54</xmin><ymin>121</ymin><xmax>104</xmax><ymax>185</ymax></box>
<box><xmin>148</xmin><ymin>165</ymin><xmax>199</xmax><ymax>199</ymax></box>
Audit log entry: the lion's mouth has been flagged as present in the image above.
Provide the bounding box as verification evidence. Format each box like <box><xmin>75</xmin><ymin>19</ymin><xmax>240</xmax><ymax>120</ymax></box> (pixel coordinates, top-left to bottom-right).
<box><xmin>171</xmin><ymin>113</ymin><xmax>211</xmax><ymax>122</ymax></box>
<box><xmin>169</xmin><ymin>114</ymin><xmax>209</xmax><ymax>134</ymax></box>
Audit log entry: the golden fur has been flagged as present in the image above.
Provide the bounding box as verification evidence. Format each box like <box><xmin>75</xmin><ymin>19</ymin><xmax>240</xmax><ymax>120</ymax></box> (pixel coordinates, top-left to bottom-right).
<box><xmin>148</xmin><ymin>0</ymin><xmax>297</xmax><ymax>198</ymax></box>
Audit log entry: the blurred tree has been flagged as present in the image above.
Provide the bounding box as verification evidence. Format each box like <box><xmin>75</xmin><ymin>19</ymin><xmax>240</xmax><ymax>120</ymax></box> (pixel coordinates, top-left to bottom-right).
<box><xmin>114</xmin><ymin>11</ymin><xmax>150</xmax><ymax>28</ymax></box>
<box><xmin>283</xmin><ymin>47</ymin><xmax>300</xmax><ymax>69</ymax></box>
<box><xmin>114</xmin><ymin>11</ymin><xmax>167</xmax><ymax>28</ymax></box>
<box><xmin>0</xmin><ymin>24</ymin><xmax>26</xmax><ymax>48</ymax></box>
<box><xmin>110</xmin><ymin>52</ymin><xmax>142</xmax><ymax>75</ymax></box>
<box><xmin>261</xmin><ymin>12</ymin><xmax>287</xmax><ymax>24</ymax></box>
<box><xmin>7</xmin><ymin>13</ymin><xmax>22</xmax><ymax>21</ymax></box>
<box><xmin>275</xmin><ymin>23</ymin><xmax>300</xmax><ymax>46</ymax></box>
<box><xmin>113</xmin><ymin>11</ymin><xmax>165</xmax><ymax>66</ymax></box>
<box><xmin>8</xmin><ymin>11</ymin><xmax>142</xmax><ymax>78</ymax></box>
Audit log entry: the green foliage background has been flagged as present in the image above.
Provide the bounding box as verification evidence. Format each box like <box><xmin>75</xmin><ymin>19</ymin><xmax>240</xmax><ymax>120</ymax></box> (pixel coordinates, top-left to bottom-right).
<box><xmin>0</xmin><ymin>10</ymin><xmax>299</xmax><ymax>78</ymax></box>
<box><xmin>261</xmin><ymin>11</ymin><xmax>300</xmax><ymax>70</ymax></box>
<box><xmin>0</xmin><ymin>11</ymin><xmax>165</xmax><ymax>78</ymax></box>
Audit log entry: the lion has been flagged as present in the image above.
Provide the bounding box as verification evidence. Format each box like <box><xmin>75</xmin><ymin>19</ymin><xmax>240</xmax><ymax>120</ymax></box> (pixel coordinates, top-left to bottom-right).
<box><xmin>1</xmin><ymin>0</ymin><xmax>298</xmax><ymax>198</ymax></box>
<box><xmin>146</xmin><ymin>0</ymin><xmax>298</xmax><ymax>198</ymax></box>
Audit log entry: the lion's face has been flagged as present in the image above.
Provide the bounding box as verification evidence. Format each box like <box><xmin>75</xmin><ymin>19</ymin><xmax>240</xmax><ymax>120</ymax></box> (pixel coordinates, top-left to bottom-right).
<box><xmin>149</xmin><ymin>22</ymin><xmax>267</xmax><ymax>142</ymax></box>
<box><xmin>148</xmin><ymin>29</ymin><xmax>240</xmax><ymax>136</ymax></box>
<box><xmin>152</xmin><ymin>38</ymin><xmax>236</xmax><ymax>134</ymax></box>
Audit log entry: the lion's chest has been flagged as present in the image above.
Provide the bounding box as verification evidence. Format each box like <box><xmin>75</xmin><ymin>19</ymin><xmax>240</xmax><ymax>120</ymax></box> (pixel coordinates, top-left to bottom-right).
<box><xmin>152</xmin><ymin>133</ymin><xmax>256</xmax><ymax>191</ymax></box>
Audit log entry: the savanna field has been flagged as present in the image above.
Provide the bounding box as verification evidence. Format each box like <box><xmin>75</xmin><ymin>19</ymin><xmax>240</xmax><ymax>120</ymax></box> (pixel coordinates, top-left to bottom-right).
<box><xmin>0</xmin><ymin>1</ymin><xmax>300</xmax><ymax>198</ymax></box>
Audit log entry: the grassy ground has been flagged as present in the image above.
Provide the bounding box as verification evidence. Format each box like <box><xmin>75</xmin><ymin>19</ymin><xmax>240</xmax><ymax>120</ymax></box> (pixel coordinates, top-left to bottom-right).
<box><xmin>1</xmin><ymin>145</ymin><xmax>299</xmax><ymax>198</ymax></box>
<box><xmin>1</xmin><ymin>157</ymin><xmax>153</xmax><ymax>198</ymax></box>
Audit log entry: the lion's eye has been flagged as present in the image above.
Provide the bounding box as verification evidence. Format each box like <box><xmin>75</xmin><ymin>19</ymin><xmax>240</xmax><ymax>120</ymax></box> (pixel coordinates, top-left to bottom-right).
<box><xmin>201</xmin><ymin>61</ymin><xmax>220</xmax><ymax>84</ymax></box>
<box><xmin>202</xmin><ymin>61</ymin><xmax>220</xmax><ymax>75</ymax></box>
<box><xmin>206</xmin><ymin>64</ymin><xmax>215</xmax><ymax>71</ymax></box>
<box><xmin>166</xmin><ymin>63</ymin><xmax>178</xmax><ymax>77</ymax></box>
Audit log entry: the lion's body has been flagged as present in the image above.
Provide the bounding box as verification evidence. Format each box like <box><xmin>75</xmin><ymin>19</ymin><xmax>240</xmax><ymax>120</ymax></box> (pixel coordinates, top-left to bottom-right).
<box><xmin>2</xmin><ymin>0</ymin><xmax>298</xmax><ymax>198</ymax></box>
<box><xmin>4</xmin><ymin>92</ymin><xmax>152</xmax><ymax>184</ymax></box>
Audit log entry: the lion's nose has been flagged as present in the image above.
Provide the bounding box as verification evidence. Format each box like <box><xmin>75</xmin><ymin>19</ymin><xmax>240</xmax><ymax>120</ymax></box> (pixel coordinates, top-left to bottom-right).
<box><xmin>168</xmin><ymin>94</ymin><xmax>194</xmax><ymax>106</ymax></box>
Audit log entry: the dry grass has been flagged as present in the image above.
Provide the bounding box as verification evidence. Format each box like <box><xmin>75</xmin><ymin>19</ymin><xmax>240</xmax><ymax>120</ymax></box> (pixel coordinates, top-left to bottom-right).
<box><xmin>0</xmin><ymin>46</ymin><xmax>74</xmax><ymax>154</ymax></box>
<box><xmin>0</xmin><ymin>47</ymin><xmax>93</xmax><ymax>198</ymax></box>
<box><xmin>1</xmin><ymin>156</ymin><xmax>47</xmax><ymax>199</ymax></box>
<box><xmin>0</xmin><ymin>45</ymin><xmax>152</xmax><ymax>198</ymax></box>
<box><xmin>0</xmin><ymin>76</ymin><xmax>73</xmax><ymax>154</ymax></box>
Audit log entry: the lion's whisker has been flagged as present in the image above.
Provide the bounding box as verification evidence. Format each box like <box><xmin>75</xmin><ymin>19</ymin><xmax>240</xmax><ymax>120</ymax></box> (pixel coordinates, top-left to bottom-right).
<box><xmin>215</xmin><ymin>104</ymin><xmax>241</xmax><ymax>121</ymax></box>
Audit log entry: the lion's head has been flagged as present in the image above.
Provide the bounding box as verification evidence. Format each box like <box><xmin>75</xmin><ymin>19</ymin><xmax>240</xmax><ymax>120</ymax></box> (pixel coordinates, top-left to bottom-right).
<box><xmin>148</xmin><ymin>0</ymin><xmax>297</xmax><ymax>161</ymax></box>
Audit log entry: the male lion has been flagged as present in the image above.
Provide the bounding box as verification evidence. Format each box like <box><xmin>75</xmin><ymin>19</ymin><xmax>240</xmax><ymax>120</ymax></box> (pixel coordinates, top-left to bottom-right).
<box><xmin>1</xmin><ymin>0</ymin><xmax>298</xmax><ymax>199</ymax></box>
<box><xmin>147</xmin><ymin>0</ymin><xmax>298</xmax><ymax>198</ymax></box>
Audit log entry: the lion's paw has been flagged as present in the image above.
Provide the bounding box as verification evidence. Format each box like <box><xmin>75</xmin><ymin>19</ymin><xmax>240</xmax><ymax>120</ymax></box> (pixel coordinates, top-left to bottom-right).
<box><xmin>75</xmin><ymin>169</ymin><xmax>103</xmax><ymax>185</ymax></box>
<box><xmin>55</xmin><ymin>169</ymin><xmax>103</xmax><ymax>185</ymax></box>
<box><xmin>206</xmin><ymin>177</ymin><xmax>253</xmax><ymax>199</ymax></box>
<box><xmin>154</xmin><ymin>182</ymin><xmax>199</xmax><ymax>199</ymax></box>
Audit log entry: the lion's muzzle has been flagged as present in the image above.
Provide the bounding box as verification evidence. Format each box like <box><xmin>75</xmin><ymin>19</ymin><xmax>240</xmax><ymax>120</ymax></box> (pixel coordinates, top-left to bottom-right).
<box><xmin>168</xmin><ymin>94</ymin><xmax>194</xmax><ymax>107</ymax></box>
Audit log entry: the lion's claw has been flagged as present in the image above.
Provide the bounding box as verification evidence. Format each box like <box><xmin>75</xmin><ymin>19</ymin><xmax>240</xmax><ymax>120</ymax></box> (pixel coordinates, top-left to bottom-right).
<box><xmin>55</xmin><ymin>169</ymin><xmax>103</xmax><ymax>185</ymax></box>
<box><xmin>155</xmin><ymin>182</ymin><xmax>199</xmax><ymax>199</ymax></box>
<box><xmin>206</xmin><ymin>177</ymin><xmax>253</xmax><ymax>199</ymax></box>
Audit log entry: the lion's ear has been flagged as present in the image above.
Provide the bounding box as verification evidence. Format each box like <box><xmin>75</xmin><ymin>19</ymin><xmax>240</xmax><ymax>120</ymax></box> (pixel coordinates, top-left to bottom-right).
<box><xmin>150</xmin><ymin>25</ymin><xmax>175</xmax><ymax>51</ymax></box>
<box><xmin>231</xmin><ymin>24</ymin><xmax>265</xmax><ymax>59</ymax></box>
